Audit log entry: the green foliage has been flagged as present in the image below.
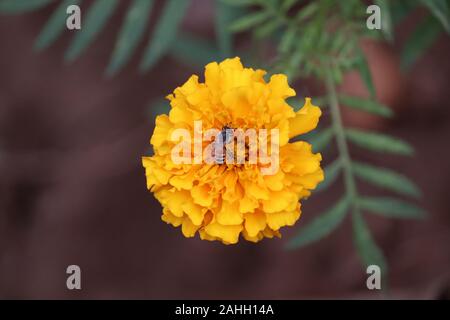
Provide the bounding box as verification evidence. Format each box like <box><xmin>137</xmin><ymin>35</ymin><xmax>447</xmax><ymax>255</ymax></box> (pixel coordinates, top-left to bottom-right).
<box><xmin>399</xmin><ymin>0</ymin><xmax>449</xmax><ymax>70</ymax></box>
<box><xmin>255</xmin><ymin>19</ymin><xmax>281</xmax><ymax>38</ymax></box>
<box><xmin>307</xmin><ymin>127</ymin><xmax>333</xmax><ymax>153</ymax></box>
<box><xmin>401</xmin><ymin>16</ymin><xmax>442</xmax><ymax>70</ymax></box>
<box><xmin>346</xmin><ymin>129</ymin><xmax>414</xmax><ymax>155</ymax></box>
<box><xmin>0</xmin><ymin>0</ymin><xmax>200</xmax><ymax>74</ymax></box>
<box><xmin>1</xmin><ymin>0</ymin><xmax>447</xmax><ymax>78</ymax></box>
<box><xmin>375</xmin><ymin>0</ymin><xmax>393</xmax><ymax>42</ymax></box>
<box><xmin>34</xmin><ymin>0</ymin><xmax>80</xmax><ymax>51</ymax></box>
<box><xmin>339</xmin><ymin>95</ymin><xmax>392</xmax><ymax>117</ymax></box>
<box><xmin>278</xmin><ymin>28</ymin><xmax>296</xmax><ymax>54</ymax></box>
<box><xmin>140</xmin><ymin>0</ymin><xmax>191</xmax><ymax>71</ymax></box>
<box><xmin>0</xmin><ymin>0</ymin><xmax>53</xmax><ymax>13</ymax></box>
<box><xmin>219</xmin><ymin>0</ymin><xmax>440</xmax><ymax>284</ymax></box>
<box><xmin>215</xmin><ymin>0</ymin><xmax>237</xmax><ymax>59</ymax></box>
<box><xmin>352</xmin><ymin>162</ymin><xmax>421</xmax><ymax>198</ymax></box>
<box><xmin>315</xmin><ymin>159</ymin><xmax>342</xmax><ymax>192</ymax></box>
<box><xmin>391</xmin><ymin>1</ymin><xmax>417</xmax><ymax>24</ymax></box>
<box><xmin>65</xmin><ymin>0</ymin><xmax>119</xmax><ymax>62</ymax></box>
<box><xmin>420</xmin><ymin>0</ymin><xmax>450</xmax><ymax>32</ymax></box>
<box><xmin>287</xmin><ymin>196</ymin><xmax>350</xmax><ymax>249</ymax></box>
<box><xmin>229</xmin><ymin>10</ymin><xmax>270</xmax><ymax>32</ymax></box>
<box><xmin>220</xmin><ymin>0</ymin><xmax>260</xmax><ymax>7</ymax></box>
<box><xmin>352</xmin><ymin>211</ymin><xmax>387</xmax><ymax>273</ymax></box>
<box><xmin>170</xmin><ymin>32</ymin><xmax>221</xmax><ymax>68</ymax></box>
<box><xmin>281</xmin><ymin>0</ymin><xmax>299</xmax><ymax>12</ymax></box>
<box><xmin>358</xmin><ymin>197</ymin><xmax>426</xmax><ymax>219</ymax></box>
<box><xmin>355</xmin><ymin>48</ymin><xmax>377</xmax><ymax>99</ymax></box>
<box><xmin>107</xmin><ymin>0</ymin><xmax>154</xmax><ymax>76</ymax></box>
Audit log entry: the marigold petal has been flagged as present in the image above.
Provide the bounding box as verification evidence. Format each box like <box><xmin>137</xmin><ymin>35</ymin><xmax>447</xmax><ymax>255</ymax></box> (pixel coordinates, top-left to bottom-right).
<box><xmin>295</xmin><ymin>168</ymin><xmax>325</xmax><ymax>190</ymax></box>
<box><xmin>199</xmin><ymin>229</ymin><xmax>218</xmax><ymax>242</ymax></box>
<box><xmin>156</xmin><ymin>189</ymin><xmax>190</xmax><ymax>217</ymax></box>
<box><xmin>150</xmin><ymin>115</ymin><xmax>172</xmax><ymax>148</ymax></box>
<box><xmin>268</xmin><ymin>74</ymin><xmax>296</xmax><ymax>98</ymax></box>
<box><xmin>181</xmin><ymin>217</ymin><xmax>200</xmax><ymax>238</ymax></box>
<box><xmin>262</xmin><ymin>190</ymin><xmax>297</xmax><ymax>213</ymax></box>
<box><xmin>191</xmin><ymin>184</ymin><xmax>214</xmax><ymax>207</ymax></box>
<box><xmin>219</xmin><ymin>57</ymin><xmax>243</xmax><ymax>70</ymax></box>
<box><xmin>288</xmin><ymin>98</ymin><xmax>321</xmax><ymax>138</ymax></box>
<box><xmin>204</xmin><ymin>62</ymin><xmax>220</xmax><ymax>93</ymax></box>
<box><xmin>217</xmin><ymin>201</ymin><xmax>243</xmax><ymax>225</ymax></box>
<box><xmin>181</xmin><ymin>201</ymin><xmax>206</xmax><ymax>226</ymax></box>
<box><xmin>161</xmin><ymin>209</ymin><xmax>183</xmax><ymax>227</ymax></box>
<box><xmin>169</xmin><ymin>105</ymin><xmax>194</xmax><ymax>125</ymax></box>
<box><xmin>169</xmin><ymin>171</ymin><xmax>195</xmax><ymax>190</ymax></box>
<box><xmin>239</xmin><ymin>194</ymin><xmax>259</xmax><ymax>213</ymax></box>
<box><xmin>242</xmin><ymin>229</ymin><xmax>264</xmax><ymax>243</ymax></box>
<box><xmin>244</xmin><ymin>210</ymin><xmax>266</xmax><ymax>237</ymax></box>
<box><xmin>178</xmin><ymin>75</ymin><xmax>201</xmax><ymax>96</ymax></box>
<box><xmin>204</xmin><ymin>222</ymin><xmax>242</xmax><ymax>244</ymax></box>
<box><xmin>262</xmin><ymin>227</ymin><xmax>281</xmax><ymax>238</ymax></box>
<box><xmin>263</xmin><ymin>170</ymin><xmax>285</xmax><ymax>191</ymax></box>
<box><xmin>246</xmin><ymin>182</ymin><xmax>270</xmax><ymax>200</ymax></box>
<box><xmin>266</xmin><ymin>207</ymin><xmax>301</xmax><ymax>230</ymax></box>
<box><xmin>150</xmin><ymin>164</ymin><xmax>171</xmax><ymax>185</ymax></box>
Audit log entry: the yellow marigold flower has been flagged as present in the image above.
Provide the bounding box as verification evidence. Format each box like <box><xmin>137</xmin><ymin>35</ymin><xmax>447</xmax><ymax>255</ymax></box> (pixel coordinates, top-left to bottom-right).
<box><xmin>142</xmin><ymin>57</ymin><xmax>324</xmax><ymax>244</ymax></box>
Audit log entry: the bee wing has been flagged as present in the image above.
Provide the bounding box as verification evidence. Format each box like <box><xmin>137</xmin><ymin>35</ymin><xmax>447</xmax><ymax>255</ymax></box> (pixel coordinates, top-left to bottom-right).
<box><xmin>224</xmin><ymin>129</ymin><xmax>234</xmax><ymax>144</ymax></box>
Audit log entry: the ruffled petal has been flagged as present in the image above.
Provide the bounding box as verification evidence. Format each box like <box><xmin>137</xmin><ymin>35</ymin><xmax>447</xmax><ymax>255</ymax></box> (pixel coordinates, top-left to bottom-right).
<box><xmin>204</xmin><ymin>222</ymin><xmax>242</xmax><ymax>244</ymax></box>
<box><xmin>288</xmin><ymin>98</ymin><xmax>321</xmax><ymax>138</ymax></box>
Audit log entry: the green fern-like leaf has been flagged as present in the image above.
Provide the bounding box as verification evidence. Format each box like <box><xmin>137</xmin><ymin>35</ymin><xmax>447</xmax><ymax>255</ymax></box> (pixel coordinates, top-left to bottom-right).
<box><xmin>65</xmin><ymin>0</ymin><xmax>119</xmax><ymax>62</ymax></box>
<box><xmin>170</xmin><ymin>33</ymin><xmax>221</xmax><ymax>68</ymax></box>
<box><xmin>352</xmin><ymin>211</ymin><xmax>387</xmax><ymax>273</ymax></box>
<box><xmin>308</xmin><ymin>127</ymin><xmax>334</xmax><ymax>153</ymax></box>
<box><xmin>6</xmin><ymin>0</ymin><xmax>193</xmax><ymax>74</ymax></box>
<box><xmin>420</xmin><ymin>0</ymin><xmax>450</xmax><ymax>33</ymax></box>
<box><xmin>346</xmin><ymin>129</ymin><xmax>414</xmax><ymax>156</ymax></box>
<box><xmin>0</xmin><ymin>0</ymin><xmax>53</xmax><ymax>13</ymax></box>
<box><xmin>375</xmin><ymin>0</ymin><xmax>393</xmax><ymax>42</ymax></box>
<box><xmin>286</xmin><ymin>197</ymin><xmax>349</xmax><ymax>249</ymax></box>
<box><xmin>352</xmin><ymin>162</ymin><xmax>421</xmax><ymax>198</ymax></box>
<box><xmin>215</xmin><ymin>0</ymin><xmax>237</xmax><ymax>59</ymax></box>
<box><xmin>140</xmin><ymin>0</ymin><xmax>191</xmax><ymax>71</ymax></box>
<box><xmin>358</xmin><ymin>197</ymin><xmax>426</xmax><ymax>219</ymax></box>
<box><xmin>355</xmin><ymin>47</ymin><xmax>377</xmax><ymax>99</ymax></box>
<box><xmin>316</xmin><ymin>159</ymin><xmax>342</xmax><ymax>192</ymax></box>
<box><xmin>401</xmin><ymin>16</ymin><xmax>442</xmax><ymax>70</ymax></box>
<box><xmin>34</xmin><ymin>0</ymin><xmax>82</xmax><ymax>51</ymax></box>
<box><xmin>229</xmin><ymin>10</ymin><xmax>270</xmax><ymax>33</ymax></box>
<box><xmin>339</xmin><ymin>95</ymin><xmax>393</xmax><ymax>118</ymax></box>
<box><xmin>106</xmin><ymin>0</ymin><xmax>154</xmax><ymax>76</ymax></box>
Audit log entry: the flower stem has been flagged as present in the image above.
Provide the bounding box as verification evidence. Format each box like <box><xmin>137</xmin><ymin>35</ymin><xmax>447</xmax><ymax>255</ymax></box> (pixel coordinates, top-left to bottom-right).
<box><xmin>324</xmin><ymin>65</ymin><xmax>358</xmax><ymax>207</ymax></box>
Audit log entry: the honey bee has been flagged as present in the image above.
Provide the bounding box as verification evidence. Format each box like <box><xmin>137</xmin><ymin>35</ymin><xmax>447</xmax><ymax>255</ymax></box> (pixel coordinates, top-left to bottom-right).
<box><xmin>212</xmin><ymin>124</ymin><xmax>234</xmax><ymax>164</ymax></box>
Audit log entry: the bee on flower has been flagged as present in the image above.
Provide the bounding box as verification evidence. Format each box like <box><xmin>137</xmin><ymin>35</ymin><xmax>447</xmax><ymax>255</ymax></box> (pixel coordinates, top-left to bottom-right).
<box><xmin>211</xmin><ymin>124</ymin><xmax>235</xmax><ymax>165</ymax></box>
<box><xmin>142</xmin><ymin>57</ymin><xmax>323</xmax><ymax>244</ymax></box>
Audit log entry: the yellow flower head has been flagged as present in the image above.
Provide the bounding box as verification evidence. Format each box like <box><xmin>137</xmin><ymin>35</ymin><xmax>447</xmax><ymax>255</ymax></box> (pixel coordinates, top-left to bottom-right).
<box><xmin>142</xmin><ymin>57</ymin><xmax>323</xmax><ymax>244</ymax></box>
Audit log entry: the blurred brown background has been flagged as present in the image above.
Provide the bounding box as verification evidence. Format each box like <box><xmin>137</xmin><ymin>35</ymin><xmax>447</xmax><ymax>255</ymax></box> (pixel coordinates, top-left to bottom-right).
<box><xmin>0</xmin><ymin>0</ymin><xmax>449</xmax><ymax>299</ymax></box>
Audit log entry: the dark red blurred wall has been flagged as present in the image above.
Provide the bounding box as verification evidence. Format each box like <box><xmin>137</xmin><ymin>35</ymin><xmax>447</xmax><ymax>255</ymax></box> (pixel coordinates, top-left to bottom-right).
<box><xmin>0</xmin><ymin>1</ymin><xmax>449</xmax><ymax>299</ymax></box>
